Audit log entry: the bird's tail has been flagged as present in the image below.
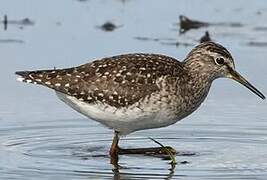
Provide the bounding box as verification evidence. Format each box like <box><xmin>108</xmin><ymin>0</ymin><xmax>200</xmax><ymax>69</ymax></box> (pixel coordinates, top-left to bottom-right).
<box><xmin>15</xmin><ymin>69</ymin><xmax>56</xmax><ymax>85</ymax></box>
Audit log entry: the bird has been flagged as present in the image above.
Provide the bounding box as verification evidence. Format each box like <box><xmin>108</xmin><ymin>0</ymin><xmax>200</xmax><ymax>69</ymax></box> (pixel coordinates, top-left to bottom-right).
<box><xmin>16</xmin><ymin>41</ymin><xmax>265</xmax><ymax>165</ymax></box>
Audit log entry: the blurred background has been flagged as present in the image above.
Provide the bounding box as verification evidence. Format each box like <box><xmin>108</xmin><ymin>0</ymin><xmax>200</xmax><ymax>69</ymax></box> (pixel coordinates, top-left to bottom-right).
<box><xmin>0</xmin><ymin>0</ymin><xmax>267</xmax><ymax>179</ymax></box>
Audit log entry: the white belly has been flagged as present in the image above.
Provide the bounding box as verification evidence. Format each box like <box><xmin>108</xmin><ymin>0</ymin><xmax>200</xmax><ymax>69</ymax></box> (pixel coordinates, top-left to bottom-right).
<box><xmin>56</xmin><ymin>91</ymin><xmax>179</xmax><ymax>135</ymax></box>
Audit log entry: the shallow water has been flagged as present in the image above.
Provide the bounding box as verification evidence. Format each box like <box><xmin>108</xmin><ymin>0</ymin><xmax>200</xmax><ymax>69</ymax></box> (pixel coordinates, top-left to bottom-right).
<box><xmin>1</xmin><ymin>0</ymin><xmax>267</xmax><ymax>179</ymax></box>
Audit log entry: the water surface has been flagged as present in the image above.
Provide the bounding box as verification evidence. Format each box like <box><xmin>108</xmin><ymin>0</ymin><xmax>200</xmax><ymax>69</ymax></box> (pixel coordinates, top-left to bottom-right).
<box><xmin>0</xmin><ymin>0</ymin><xmax>267</xmax><ymax>179</ymax></box>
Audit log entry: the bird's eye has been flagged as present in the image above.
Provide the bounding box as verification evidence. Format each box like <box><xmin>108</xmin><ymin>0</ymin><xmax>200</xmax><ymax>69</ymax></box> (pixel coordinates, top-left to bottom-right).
<box><xmin>215</xmin><ymin>57</ymin><xmax>225</xmax><ymax>65</ymax></box>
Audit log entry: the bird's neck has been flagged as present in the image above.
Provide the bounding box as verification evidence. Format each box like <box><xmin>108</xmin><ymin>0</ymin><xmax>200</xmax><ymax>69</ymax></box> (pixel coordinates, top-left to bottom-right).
<box><xmin>178</xmin><ymin>61</ymin><xmax>213</xmax><ymax>114</ymax></box>
<box><xmin>184</xmin><ymin>61</ymin><xmax>213</xmax><ymax>99</ymax></box>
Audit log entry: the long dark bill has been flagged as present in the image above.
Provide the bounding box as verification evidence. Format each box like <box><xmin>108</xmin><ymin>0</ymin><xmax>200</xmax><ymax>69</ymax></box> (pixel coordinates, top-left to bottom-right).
<box><xmin>228</xmin><ymin>66</ymin><xmax>265</xmax><ymax>100</ymax></box>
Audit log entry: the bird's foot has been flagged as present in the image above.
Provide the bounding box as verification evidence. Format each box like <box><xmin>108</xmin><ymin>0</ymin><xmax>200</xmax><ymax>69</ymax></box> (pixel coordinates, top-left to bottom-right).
<box><xmin>118</xmin><ymin>146</ymin><xmax>177</xmax><ymax>169</ymax></box>
<box><xmin>118</xmin><ymin>137</ymin><xmax>177</xmax><ymax>167</ymax></box>
<box><xmin>118</xmin><ymin>146</ymin><xmax>176</xmax><ymax>156</ymax></box>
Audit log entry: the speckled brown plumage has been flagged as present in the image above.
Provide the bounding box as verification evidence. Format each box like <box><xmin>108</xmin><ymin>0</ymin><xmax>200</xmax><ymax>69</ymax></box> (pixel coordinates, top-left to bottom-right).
<box><xmin>16</xmin><ymin>53</ymin><xmax>185</xmax><ymax>108</ymax></box>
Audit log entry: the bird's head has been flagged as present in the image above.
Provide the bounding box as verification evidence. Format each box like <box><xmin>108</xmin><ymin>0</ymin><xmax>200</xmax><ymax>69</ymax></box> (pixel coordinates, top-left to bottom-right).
<box><xmin>184</xmin><ymin>41</ymin><xmax>265</xmax><ymax>100</ymax></box>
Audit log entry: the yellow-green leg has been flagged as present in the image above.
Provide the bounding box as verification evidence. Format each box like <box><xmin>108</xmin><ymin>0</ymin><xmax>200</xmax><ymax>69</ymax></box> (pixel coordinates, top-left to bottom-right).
<box><xmin>109</xmin><ymin>131</ymin><xmax>120</xmax><ymax>167</ymax></box>
<box><xmin>109</xmin><ymin>132</ymin><xmax>176</xmax><ymax>169</ymax></box>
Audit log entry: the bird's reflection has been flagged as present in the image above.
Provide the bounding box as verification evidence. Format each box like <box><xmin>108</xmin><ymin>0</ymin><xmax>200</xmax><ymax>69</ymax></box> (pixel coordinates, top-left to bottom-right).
<box><xmin>110</xmin><ymin>152</ymin><xmax>177</xmax><ymax>180</ymax></box>
<box><xmin>111</xmin><ymin>163</ymin><xmax>176</xmax><ymax>180</ymax></box>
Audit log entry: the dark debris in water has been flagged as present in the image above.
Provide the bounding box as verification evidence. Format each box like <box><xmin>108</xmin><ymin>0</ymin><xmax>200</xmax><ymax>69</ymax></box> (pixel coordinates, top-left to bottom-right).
<box><xmin>256</xmin><ymin>11</ymin><xmax>263</xmax><ymax>16</ymax></box>
<box><xmin>247</xmin><ymin>41</ymin><xmax>267</xmax><ymax>47</ymax></box>
<box><xmin>0</xmin><ymin>39</ymin><xmax>24</xmax><ymax>44</ymax></box>
<box><xmin>253</xmin><ymin>26</ymin><xmax>267</xmax><ymax>31</ymax></box>
<box><xmin>176</xmin><ymin>151</ymin><xmax>196</xmax><ymax>156</ymax></box>
<box><xmin>179</xmin><ymin>15</ymin><xmax>243</xmax><ymax>34</ymax></box>
<box><xmin>120</xmin><ymin>0</ymin><xmax>132</xmax><ymax>3</ymax></box>
<box><xmin>180</xmin><ymin>161</ymin><xmax>190</xmax><ymax>164</ymax></box>
<box><xmin>179</xmin><ymin>15</ymin><xmax>209</xmax><ymax>34</ymax></box>
<box><xmin>71</xmin><ymin>145</ymin><xmax>107</xmax><ymax>160</ymax></box>
<box><xmin>75</xmin><ymin>0</ymin><xmax>89</xmax><ymax>2</ymax></box>
<box><xmin>135</xmin><ymin>36</ymin><xmax>161</xmax><ymax>42</ymax></box>
<box><xmin>135</xmin><ymin>36</ymin><xmax>194</xmax><ymax>47</ymax></box>
<box><xmin>134</xmin><ymin>36</ymin><xmax>175</xmax><ymax>42</ymax></box>
<box><xmin>98</xmin><ymin>22</ymin><xmax>123</xmax><ymax>32</ymax></box>
<box><xmin>199</xmin><ymin>31</ymin><xmax>212</xmax><ymax>43</ymax></box>
<box><xmin>3</xmin><ymin>15</ymin><xmax>7</xmax><ymax>30</ymax></box>
<box><xmin>1</xmin><ymin>15</ymin><xmax>34</xmax><ymax>30</ymax></box>
<box><xmin>160</xmin><ymin>41</ymin><xmax>194</xmax><ymax>47</ymax></box>
<box><xmin>56</xmin><ymin>22</ymin><xmax>62</xmax><ymax>26</ymax></box>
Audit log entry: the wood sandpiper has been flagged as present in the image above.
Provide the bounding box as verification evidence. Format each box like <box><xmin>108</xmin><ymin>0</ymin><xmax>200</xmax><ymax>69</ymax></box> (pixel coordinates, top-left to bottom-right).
<box><xmin>16</xmin><ymin>41</ymin><xmax>265</xmax><ymax>166</ymax></box>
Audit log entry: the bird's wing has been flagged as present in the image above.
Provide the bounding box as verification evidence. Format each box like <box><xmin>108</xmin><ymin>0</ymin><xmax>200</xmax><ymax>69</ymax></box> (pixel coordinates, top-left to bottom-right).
<box><xmin>16</xmin><ymin>53</ymin><xmax>184</xmax><ymax>107</ymax></box>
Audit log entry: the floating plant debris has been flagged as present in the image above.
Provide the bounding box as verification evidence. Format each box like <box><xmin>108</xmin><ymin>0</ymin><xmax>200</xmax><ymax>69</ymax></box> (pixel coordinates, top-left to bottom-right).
<box><xmin>98</xmin><ymin>22</ymin><xmax>122</xmax><ymax>32</ymax></box>
<box><xmin>247</xmin><ymin>41</ymin><xmax>267</xmax><ymax>47</ymax></box>
<box><xmin>134</xmin><ymin>36</ymin><xmax>175</xmax><ymax>42</ymax></box>
<box><xmin>179</xmin><ymin>15</ymin><xmax>243</xmax><ymax>34</ymax></box>
<box><xmin>179</xmin><ymin>15</ymin><xmax>209</xmax><ymax>34</ymax></box>
<box><xmin>135</xmin><ymin>36</ymin><xmax>161</xmax><ymax>42</ymax></box>
<box><xmin>160</xmin><ymin>41</ymin><xmax>194</xmax><ymax>47</ymax></box>
<box><xmin>1</xmin><ymin>15</ymin><xmax>34</xmax><ymax>30</ymax></box>
<box><xmin>199</xmin><ymin>31</ymin><xmax>212</xmax><ymax>43</ymax></box>
<box><xmin>253</xmin><ymin>26</ymin><xmax>267</xmax><ymax>31</ymax></box>
<box><xmin>0</xmin><ymin>39</ymin><xmax>24</xmax><ymax>44</ymax></box>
